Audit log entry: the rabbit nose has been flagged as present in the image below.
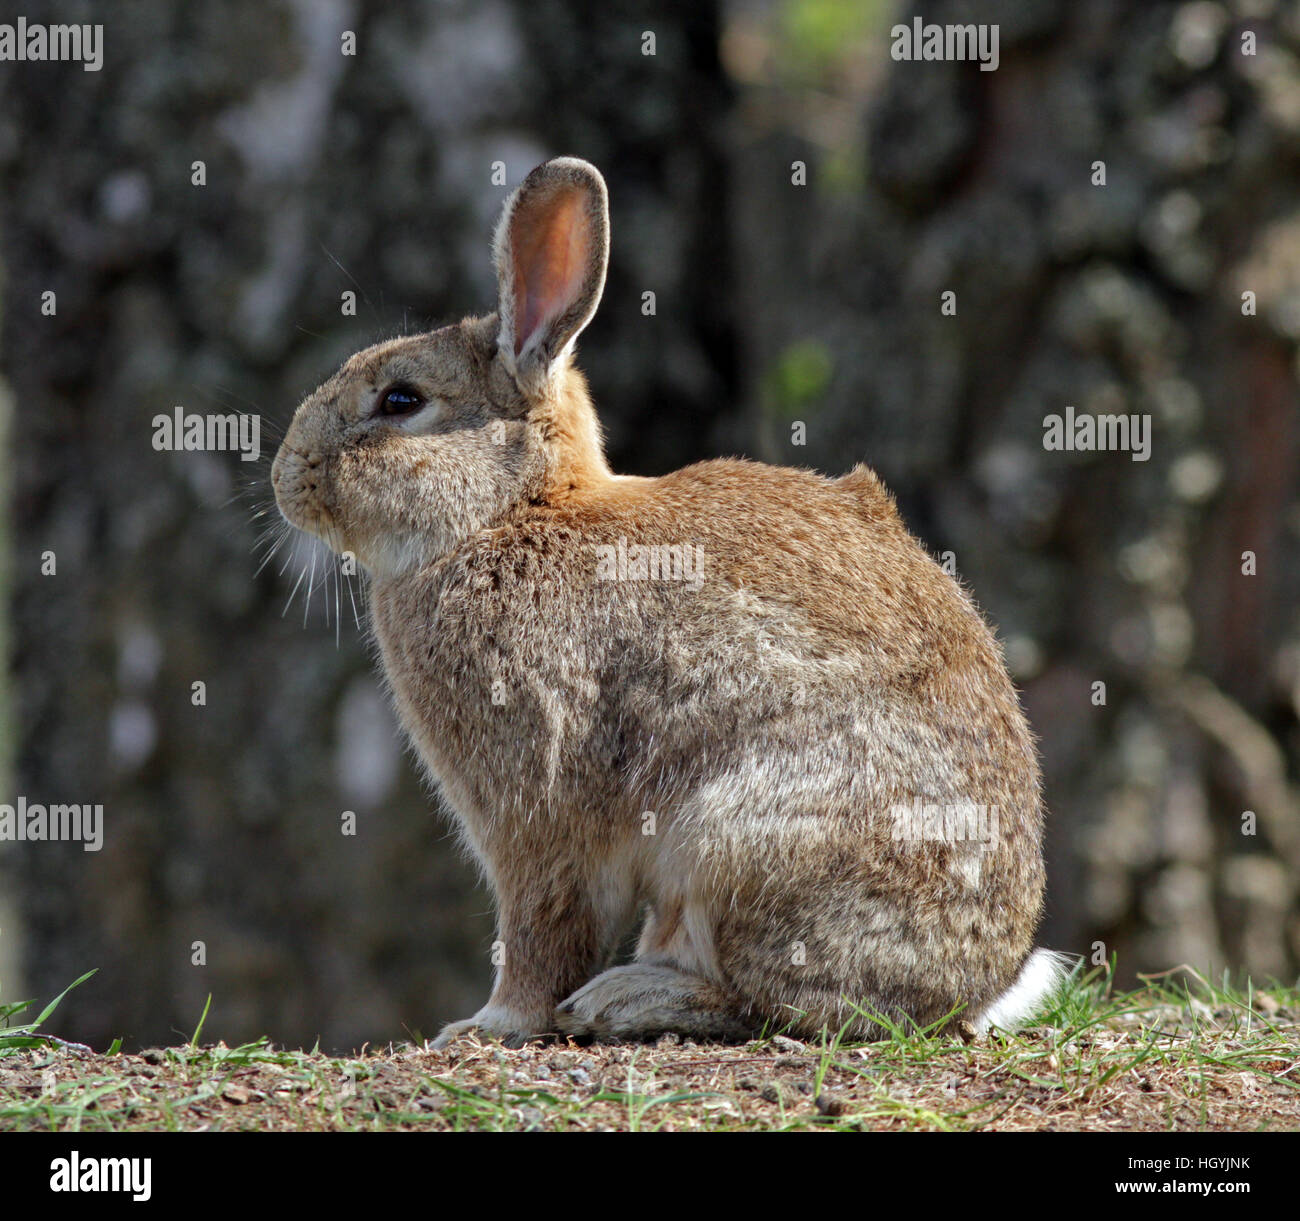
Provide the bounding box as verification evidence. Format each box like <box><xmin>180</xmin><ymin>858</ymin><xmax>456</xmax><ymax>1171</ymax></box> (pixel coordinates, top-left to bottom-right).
<box><xmin>271</xmin><ymin>448</ymin><xmax>304</xmax><ymax>513</ymax></box>
<box><xmin>270</xmin><ymin>449</ymin><xmax>296</xmax><ymax>500</ymax></box>
<box><xmin>273</xmin><ymin>443</ymin><xmax>314</xmax><ymax>485</ymax></box>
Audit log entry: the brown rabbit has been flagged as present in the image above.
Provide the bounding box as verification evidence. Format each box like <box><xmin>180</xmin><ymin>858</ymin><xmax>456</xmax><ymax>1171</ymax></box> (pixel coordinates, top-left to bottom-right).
<box><xmin>272</xmin><ymin>157</ymin><xmax>1064</xmax><ymax>1047</ymax></box>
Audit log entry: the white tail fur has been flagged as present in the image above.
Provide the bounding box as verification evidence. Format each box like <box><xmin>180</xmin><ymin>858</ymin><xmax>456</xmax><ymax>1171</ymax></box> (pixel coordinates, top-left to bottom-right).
<box><xmin>974</xmin><ymin>948</ymin><xmax>1071</xmax><ymax>1032</ymax></box>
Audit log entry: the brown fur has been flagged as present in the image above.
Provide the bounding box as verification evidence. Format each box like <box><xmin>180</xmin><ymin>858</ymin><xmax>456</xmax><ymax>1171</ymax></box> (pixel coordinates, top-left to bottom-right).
<box><xmin>272</xmin><ymin>158</ymin><xmax>1056</xmax><ymax>1047</ymax></box>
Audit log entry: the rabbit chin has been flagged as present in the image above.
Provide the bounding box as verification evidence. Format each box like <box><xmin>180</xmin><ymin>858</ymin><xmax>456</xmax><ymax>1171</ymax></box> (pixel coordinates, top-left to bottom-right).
<box><xmin>276</xmin><ymin>487</ymin><xmax>452</xmax><ymax>579</ymax></box>
<box><xmin>337</xmin><ymin>525</ymin><xmax>455</xmax><ymax>582</ymax></box>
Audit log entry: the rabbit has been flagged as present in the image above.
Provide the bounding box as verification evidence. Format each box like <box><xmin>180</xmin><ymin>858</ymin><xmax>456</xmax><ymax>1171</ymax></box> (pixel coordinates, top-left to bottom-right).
<box><xmin>271</xmin><ymin>156</ymin><xmax>1065</xmax><ymax>1048</ymax></box>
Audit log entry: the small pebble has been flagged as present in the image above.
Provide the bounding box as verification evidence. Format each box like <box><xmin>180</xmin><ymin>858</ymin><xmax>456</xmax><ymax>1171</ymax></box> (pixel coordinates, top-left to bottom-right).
<box><xmin>815</xmin><ymin>1092</ymin><xmax>846</xmax><ymax>1117</ymax></box>
<box><xmin>770</xmin><ymin>1035</ymin><xmax>806</xmax><ymax>1053</ymax></box>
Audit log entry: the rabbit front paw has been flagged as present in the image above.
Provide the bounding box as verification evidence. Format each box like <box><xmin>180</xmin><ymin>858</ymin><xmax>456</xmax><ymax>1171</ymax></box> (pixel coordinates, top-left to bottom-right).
<box><xmin>431</xmin><ymin>1003</ymin><xmax>552</xmax><ymax>1050</ymax></box>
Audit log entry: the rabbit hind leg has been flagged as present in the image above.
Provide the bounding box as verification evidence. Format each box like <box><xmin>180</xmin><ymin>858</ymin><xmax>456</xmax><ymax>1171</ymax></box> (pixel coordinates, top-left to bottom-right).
<box><xmin>555</xmin><ymin>961</ymin><xmax>754</xmax><ymax>1042</ymax></box>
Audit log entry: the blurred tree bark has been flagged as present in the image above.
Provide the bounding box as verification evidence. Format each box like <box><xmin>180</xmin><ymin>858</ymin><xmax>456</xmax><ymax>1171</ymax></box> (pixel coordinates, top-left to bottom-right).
<box><xmin>0</xmin><ymin>263</ymin><xmax>17</xmax><ymax>1006</ymax></box>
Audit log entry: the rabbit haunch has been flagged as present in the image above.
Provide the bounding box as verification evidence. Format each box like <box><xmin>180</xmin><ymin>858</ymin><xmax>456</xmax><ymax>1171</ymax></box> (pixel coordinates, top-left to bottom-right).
<box><xmin>272</xmin><ymin>157</ymin><xmax>1063</xmax><ymax>1046</ymax></box>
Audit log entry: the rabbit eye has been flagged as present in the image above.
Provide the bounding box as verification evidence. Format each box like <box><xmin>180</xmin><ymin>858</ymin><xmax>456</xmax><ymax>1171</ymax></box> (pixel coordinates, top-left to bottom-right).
<box><xmin>374</xmin><ymin>385</ymin><xmax>424</xmax><ymax>418</ymax></box>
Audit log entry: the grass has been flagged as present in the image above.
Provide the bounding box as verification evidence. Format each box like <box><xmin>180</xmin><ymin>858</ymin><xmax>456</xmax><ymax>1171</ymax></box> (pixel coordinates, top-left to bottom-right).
<box><xmin>1</xmin><ymin>962</ymin><xmax>1298</xmax><ymax>1131</ymax></box>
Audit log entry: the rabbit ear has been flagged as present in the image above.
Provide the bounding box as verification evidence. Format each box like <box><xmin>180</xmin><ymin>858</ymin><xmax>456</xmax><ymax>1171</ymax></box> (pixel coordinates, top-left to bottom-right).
<box><xmin>493</xmin><ymin>158</ymin><xmax>609</xmax><ymax>398</ymax></box>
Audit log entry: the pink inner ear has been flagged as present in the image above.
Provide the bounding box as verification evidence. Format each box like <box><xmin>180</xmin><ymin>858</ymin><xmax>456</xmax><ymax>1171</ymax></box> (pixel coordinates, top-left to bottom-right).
<box><xmin>511</xmin><ymin>189</ymin><xmax>591</xmax><ymax>358</ymax></box>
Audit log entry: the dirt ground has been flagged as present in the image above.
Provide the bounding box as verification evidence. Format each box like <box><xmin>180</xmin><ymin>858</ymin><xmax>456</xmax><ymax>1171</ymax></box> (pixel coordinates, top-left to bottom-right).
<box><xmin>4</xmin><ymin>1002</ymin><xmax>1299</xmax><ymax>1132</ymax></box>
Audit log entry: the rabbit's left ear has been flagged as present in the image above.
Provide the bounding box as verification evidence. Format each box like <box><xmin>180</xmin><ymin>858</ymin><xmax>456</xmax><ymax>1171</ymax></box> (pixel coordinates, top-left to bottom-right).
<box><xmin>493</xmin><ymin>157</ymin><xmax>609</xmax><ymax>398</ymax></box>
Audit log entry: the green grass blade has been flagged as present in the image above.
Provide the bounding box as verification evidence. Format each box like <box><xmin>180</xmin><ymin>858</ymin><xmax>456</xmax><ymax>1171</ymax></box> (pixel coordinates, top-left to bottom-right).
<box><xmin>189</xmin><ymin>993</ymin><xmax>212</xmax><ymax>1048</ymax></box>
<box><xmin>32</xmin><ymin>969</ymin><xmax>97</xmax><ymax>1028</ymax></box>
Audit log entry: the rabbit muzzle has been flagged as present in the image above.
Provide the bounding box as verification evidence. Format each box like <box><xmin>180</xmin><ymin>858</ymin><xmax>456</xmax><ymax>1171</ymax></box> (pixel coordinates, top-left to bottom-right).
<box><xmin>271</xmin><ymin>442</ymin><xmax>342</xmax><ymax>544</ymax></box>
